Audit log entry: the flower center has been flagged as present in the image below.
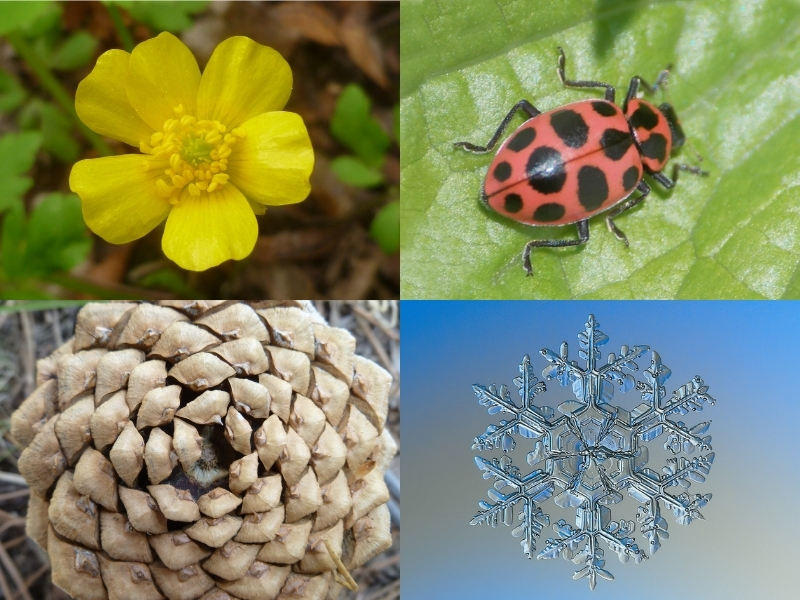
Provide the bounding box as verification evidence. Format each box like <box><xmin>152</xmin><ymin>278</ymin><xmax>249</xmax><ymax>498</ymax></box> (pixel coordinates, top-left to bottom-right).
<box><xmin>139</xmin><ymin>104</ymin><xmax>246</xmax><ymax>204</ymax></box>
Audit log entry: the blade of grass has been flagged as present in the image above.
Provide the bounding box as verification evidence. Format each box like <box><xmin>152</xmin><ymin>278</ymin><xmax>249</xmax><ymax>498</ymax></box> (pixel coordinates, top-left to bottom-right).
<box><xmin>44</xmin><ymin>272</ymin><xmax>174</xmax><ymax>300</ymax></box>
<box><xmin>0</xmin><ymin>300</ymin><xmax>91</xmax><ymax>314</ymax></box>
<box><xmin>106</xmin><ymin>3</ymin><xmax>135</xmax><ymax>53</ymax></box>
<box><xmin>6</xmin><ymin>32</ymin><xmax>113</xmax><ymax>157</ymax></box>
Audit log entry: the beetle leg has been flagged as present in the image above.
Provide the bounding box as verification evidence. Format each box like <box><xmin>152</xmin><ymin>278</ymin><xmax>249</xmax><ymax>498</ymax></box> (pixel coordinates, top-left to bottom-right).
<box><xmin>453</xmin><ymin>100</ymin><xmax>540</xmax><ymax>154</ymax></box>
<box><xmin>650</xmin><ymin>171</ymin><xmax>675</xmax><ymax>189</ymax></box>
<box><xmin>670</xmin><ymin>162</ymin><xmax>709</xmax><ymax>182</ymax></box>
<box><xmin>557</xmin><ymin>47</ymin><xmax>615</xmax><ymax>103</ymax></box>
<box><xmin>623</xmin><ymin>78</ymin><xmax>640</xmax><ymax>112</ymax></box>
<box><xmin>605</xmin><ymin>180</ymin><xmax>650</xmax><ymax>246</ymax></box>
<box><xmin>522</xmin><ymin>220</ymin><xmax>590</xmax><ymax>277</ymax></box>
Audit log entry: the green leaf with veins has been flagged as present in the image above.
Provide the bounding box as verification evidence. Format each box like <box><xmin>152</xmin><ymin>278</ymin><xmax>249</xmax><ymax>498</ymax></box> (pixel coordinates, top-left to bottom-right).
<box><xmin>330</xmin><ymin>156</ymin><xmax>384</xmax><ymax>188</ymax></box>
<box><xmin>1</xmin><ymin>192</ymin><xmax>91</xmax><ymax>282</ymax></box>
<box><xmin>0</xmin><ymin>0</ymin><xmax>57</xmax><ymax>37</ymax></box>
<box><xmin>24</xmin><ymin>193</ymin><xmax>92</xmax><ymax>277</ymax></box>
<box><xmin>19</xmin><ymin>100</ymin><xmax>80</xmax><ymax>163</ymax></box>
<box><xmin>401</xmin><ymin>0</ymin><xmax>800</xmax><ymax>299</ymax></box>
<box><xmin>0</xmin><ymin>70</ymin><xmax>26</xmax><ymax>112</ymax></box>
<box><xmin>0</xmin><ymin>132</ymin><xmax>41</xmax><ymax>214</ymax></box>
<box><xmin>109</xmin><ymin>1</ymin><xmax>209</xmax><ymax>33</ymax></box>
<box><xmin>331</xmin><ymin>84</ymin><xmax>391</xmax><ymax>169</ymax></box>
<box><xmin>371</xmin><ymin>200</ymin><xmax>400</xmax><ymax>254</ymax></box>
<box><xmin>48</xmin><ymin>31</ymin><xmax>99</xmax><ymax>71</ymax></box>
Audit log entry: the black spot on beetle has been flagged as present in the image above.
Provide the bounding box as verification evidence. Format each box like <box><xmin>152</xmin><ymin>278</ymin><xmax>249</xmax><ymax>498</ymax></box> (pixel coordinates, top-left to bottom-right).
<box><xmin>550</xmin><ymin>109</ymin><xmax>589</xmax><ymax>148</ymax></box>
<box><xmin>600</xmin><ymin>129</ymin><xmax>633</xmax><ymax>161</ymax></box>
<box><xmin>592</xmin><ymin>101</ymin><xmax>618</xmax><ymax>117</ymax></box>
<box><xmin>504</xmin><ymin>193</ymin><xmax>523</xmax><ymax>213</ymax></box>
<box><xmin>640</xmin><ymin>133</ymin><xmax>668</xmax><ymax>162</ymax></box>
<box><xmin>494</xmin><ymin>161</ymin><xmax>512</xmax><ymax>182</ymax></box>
<box><xmin>507</xmin><ymin>127</ymin><xmax>536</xmax><ymax>152</ymax></box>
<box><xmin>629</xmin><ymin>103</ymin><xmax>659</xmax><ymax>130</ymax></box>
<box><xmin>577</xmin><ymin>165</ymin><xmax>609</xmax><ymax>211</ymax></box>
<box><xmin>622</xmin><ymin>166</ymin><xmax>640</xmax><ymax>191</ymax></box>
<box><xmin>533</xmin><ymin>203</ymin><xmax>566</xmax><ymax>222</ymax></box>
<box><xmin>526</xmin><ymin>146</ymin><xmax>566</xmax><ymax>194</ymax></box>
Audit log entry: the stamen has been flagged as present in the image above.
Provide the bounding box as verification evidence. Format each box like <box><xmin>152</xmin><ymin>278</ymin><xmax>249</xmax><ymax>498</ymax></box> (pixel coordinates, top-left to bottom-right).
<box><xmin>141</xmin><ymin>110</ymin><xmax>236</xmax><ymax>201</ymax></box>
<box><xmin>156</xmin><ymin>179</ymin><xmax>174</xmax><ymax>198</ymax></box>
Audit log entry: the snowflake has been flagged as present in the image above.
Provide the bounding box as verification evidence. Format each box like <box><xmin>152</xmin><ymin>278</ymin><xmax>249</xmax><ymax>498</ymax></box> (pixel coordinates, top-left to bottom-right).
<box><xmin>470</xmin><ymin>315</ymin><xmax>716</xmax><ymax>590</ymax></box>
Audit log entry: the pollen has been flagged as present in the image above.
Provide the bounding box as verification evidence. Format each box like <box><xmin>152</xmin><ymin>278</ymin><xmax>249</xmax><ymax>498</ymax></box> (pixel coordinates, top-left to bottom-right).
<box><xmin>139</xmin><ymin>104</ymin><xmax>246</xmax><ymax>202</ymax></box>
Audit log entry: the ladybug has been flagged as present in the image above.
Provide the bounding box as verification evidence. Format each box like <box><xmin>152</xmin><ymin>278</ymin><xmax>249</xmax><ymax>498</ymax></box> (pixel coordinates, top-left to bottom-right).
<box><xmin>455</xmin><ymin>47</ymin><xmax>706</xmax><ymax>276</ymax></box>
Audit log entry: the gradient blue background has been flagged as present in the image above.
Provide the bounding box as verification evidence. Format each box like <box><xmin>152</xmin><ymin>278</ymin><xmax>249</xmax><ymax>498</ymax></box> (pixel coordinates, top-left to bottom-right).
<box><xmin>403</xmin><ymin>301</ymin><xmax>799</xmax><ymax>600</ymax></box>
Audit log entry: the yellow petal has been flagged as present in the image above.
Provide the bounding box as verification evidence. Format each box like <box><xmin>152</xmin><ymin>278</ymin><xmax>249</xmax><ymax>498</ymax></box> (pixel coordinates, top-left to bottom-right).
<box><xmin>196</xmin><ymin>36</ymin><xmax>292</xmax><ymax>129</ymax></box>
<box><xmin>126</xmin><ymin>32</ymin><xmax>201</xmax><ymax>131</ymax></box>
<box><xmin>162</xmin><ymin>183</ymin><xmax>258</xmax><ymax>271</ymax></box>
<box><xmin>69</xmin><ymin>156</ymin><xmax>172</xmax><ymax>244</ymax></box>
<box><xmin>226</xmin><ymin>112</ymin><xmax>314</xmax><ymax>206</ymax></box>
<box><xmin>75</xmin><ymin>50</ymin><xmax>154</xmax><ymax>146</ymax></box>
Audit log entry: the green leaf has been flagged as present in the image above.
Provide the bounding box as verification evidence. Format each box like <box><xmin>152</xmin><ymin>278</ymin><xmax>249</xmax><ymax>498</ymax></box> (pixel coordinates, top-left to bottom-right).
<box><xmin>48</xmin><ymin>31</ymin><xmax>98</xmax><ymax>70</ymax></box>
<box><xmin>19</xmin><ymin>100</ymin><xmax>80</xmax><ymax>163</ymax></box>
<box><xmin>0</xmin><ymin>131</ymin><xmax>41</xmax><ymax>214</ymax></box>
<box><xmin>1</xmin><ymin>204</ymin><xmax>27</xmax><ymax>280</ymax></box>
<box><xmin>371</xmin><ymin>200</ymin><xmax>400</xmax><ymax>254</ymax></box>
<box><xmin>137</xmin><ymin>269</ymin><xmax>200</xmax><ymax>297</ymax></box>
<box><xmin>330</xmin><ymin>84</ymin><xmax>391</xmax><ymax>169</ymax></box>
<box><xmin>111</xmin><ymin>1</ymin><xmax>209</xmax><ymax>33</ymax></box>
<box><xmin>0</xmin><ymin>69</ymin><xmax>27</xmax><ymax>112</ymax></box>
<box><xmin>0</xmin><ymin>282</ymin><xmax>53</xmax><ymax>300</ymax></box>
<box><xmin>0</xmin><ymin>0</ymin><xmax>57</xmax><ymax>36</ymax></box>
<box><xmin>331</xmin><ymin>156</ymin><xmax>384</xmax><ymax>188</ymax></box>
<box><xmin>400</xmin><ymin>0</ymin><xmax>800</xmax><ymax>299</ymax></box>
<box><xmin>25</xmin><ymin>193</ymin><xmax>91</xmax><ymax>277</ymax></box>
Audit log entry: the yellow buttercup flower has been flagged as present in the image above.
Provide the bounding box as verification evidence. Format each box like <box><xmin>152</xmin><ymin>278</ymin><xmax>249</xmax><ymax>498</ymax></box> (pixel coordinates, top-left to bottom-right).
<box><xmin>69</xmin><ymin>32</ymin><xmax>314</xmax><ymax>271</ymax></box>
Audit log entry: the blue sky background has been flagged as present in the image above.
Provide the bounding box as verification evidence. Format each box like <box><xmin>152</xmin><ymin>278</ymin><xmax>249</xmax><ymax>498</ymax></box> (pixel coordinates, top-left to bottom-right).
<box><xmin>402</xmin><ymin>301</ymin><xmax>799</xmax><ymax>600</ymax></box>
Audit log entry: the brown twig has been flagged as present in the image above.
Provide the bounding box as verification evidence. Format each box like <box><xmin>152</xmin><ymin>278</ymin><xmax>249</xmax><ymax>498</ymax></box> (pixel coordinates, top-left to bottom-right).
<box><xmin>323</xmin><ymin>537</ymin><xmax>358</xmax><ymax>591</ymax></box>
<box><xmin>0</xmin><ymin>489</ymin><xmax>30</xmax><ymax>503</ymax></box>
<box><xmin>19</xmin><ymin>563</ymin><xmax>50</xmax><ymax>597</ymax></box>
<box><xmin>0</xmin><ymin>518</ymin><xmax>26</xmax><ymax>536</ymax></box>
<box><xmin>0</xmin><ymin>536</ymin><xmax>34</xmax><ymax>600</ymax></box>
<box><xmin>3</xmin><ymin>535</ymin><xmax>26</xmax><ymax>550</ymax></box>
<box><xmin>351</xmin><ymin>305</ymin><xmax>399</xmax><ymax>341</ymax></box>
<box><xmin>0</xmin><ymin>473</ymin><xmax>28</xmax><ymax>486</ymax></box>
<box><xmin>353</xmin><ymin>313</ymin><xmax>397</xmax><ymax>379</ymax></box>
<box><xmin>17</xmin><ymin>311</ymin><xmax>35</xmax><ymax>399</ymax></box>
<box><xmin>0</xmin><ymin>562</ymin><xmax>14</xmax><ymax>600</ymax></box>
<box><xmin>48</xmin><ymin>310</ymin><xmax>63</xmax><ymax>347</ymax></box>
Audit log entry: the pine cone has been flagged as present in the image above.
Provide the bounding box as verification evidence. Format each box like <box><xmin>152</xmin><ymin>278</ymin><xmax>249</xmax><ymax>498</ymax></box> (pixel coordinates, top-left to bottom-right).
<box><xmin>11</xmin><ymin>301</ymin><xmax>396</xmax><ymax>600</ymax></box>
